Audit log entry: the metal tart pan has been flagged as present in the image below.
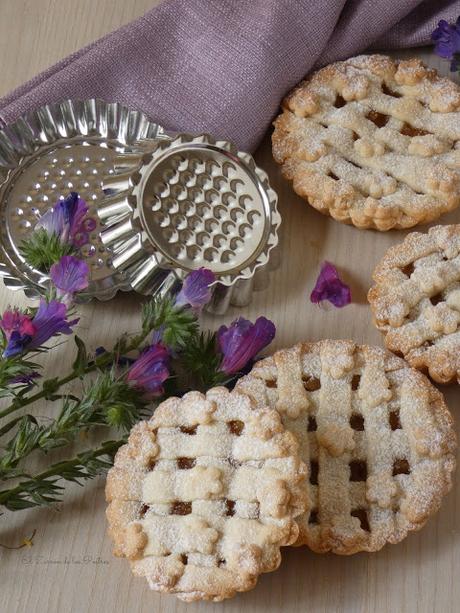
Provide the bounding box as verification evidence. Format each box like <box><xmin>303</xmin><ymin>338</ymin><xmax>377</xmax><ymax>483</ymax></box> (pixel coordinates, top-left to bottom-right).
<box><xmin>0</xmin><ymin>99</ymin><xmax>168</xmax><ymax>301</ymax></box>
<box><xmin>98</xmin><ymin>133</ymin><xmax>281</xmax><ymax>314</ymax></box>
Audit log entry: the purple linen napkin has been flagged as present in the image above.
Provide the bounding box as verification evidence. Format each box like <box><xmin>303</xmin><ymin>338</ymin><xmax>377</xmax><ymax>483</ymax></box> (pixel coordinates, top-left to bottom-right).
<box><xmin>1</xmin><ymin>0</ymin><xmax>459</xmax><ymax>152</ymax></box>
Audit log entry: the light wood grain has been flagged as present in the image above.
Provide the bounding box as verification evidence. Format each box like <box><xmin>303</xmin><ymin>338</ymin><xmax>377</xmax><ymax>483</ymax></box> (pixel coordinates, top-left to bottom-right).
<box><xmin>0</xmin><ymin>2</ymin><xmax>459</xmax><ymax>612</ymax></box>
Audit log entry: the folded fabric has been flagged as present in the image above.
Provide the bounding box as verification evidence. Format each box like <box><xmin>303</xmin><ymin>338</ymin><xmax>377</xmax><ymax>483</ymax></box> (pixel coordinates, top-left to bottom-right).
<box><xmin>1</xmin><ymin>0</ymin><xmax>459</xmax><ymax>152</ymax></box>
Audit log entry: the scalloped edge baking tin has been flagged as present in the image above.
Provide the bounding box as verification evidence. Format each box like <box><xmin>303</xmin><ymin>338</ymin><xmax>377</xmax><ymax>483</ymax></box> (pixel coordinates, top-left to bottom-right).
<box><xmin>98</xmin><ymin>133</ymin><xmax>280</xmax><ymax>313</ymax></box>
<box><xmin>0</xmin><ymin>99</ymin><xmax>168</xmax><ymax>301</ymax></box>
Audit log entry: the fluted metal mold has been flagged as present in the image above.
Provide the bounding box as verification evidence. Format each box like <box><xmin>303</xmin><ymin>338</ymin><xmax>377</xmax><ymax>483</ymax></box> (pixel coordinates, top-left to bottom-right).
<box><xmin>99</xmin><ymin>133</ymin><xmax>281</xmax><ymax>314</ymax></box>
<box><xmin>0</xmin><ymin>99</ymin><xmax>168</xmax><ymax>301</ymax></box>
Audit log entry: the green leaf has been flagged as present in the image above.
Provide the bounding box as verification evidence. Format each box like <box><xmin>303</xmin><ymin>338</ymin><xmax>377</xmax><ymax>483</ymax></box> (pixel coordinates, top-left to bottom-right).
<box><xmin>41</xmin><ymin>377</ymin><xmax>60</xmax><ymax>399</ymax></box>
<box><xmin>163</xmin><ymin>307</ymin><xmax>198</xmax><ymax>348</ymax></box>
<box><xmin>0</xmin><ymin>368</ymin><xmax>150</xmax><ymax>481</ymax></box>
<box><xmin>72</xmin><ymin>336</ymin><xmax>88</xmax><ymax>375</ymax></box>
<box><xmin>112</xmin><ymin>334</ymin><xmax>129</xmax><ymax>357</ymax></box>
<box><xmin>180</xmin><ymin>330</ymin><xmax>227</xmax><ymax>391</ymax></box>
<box><xmin>0</xmin><ymin>414</ymin><xmax>33</xmax><ymax>438</ymax></box>
<box><xmin>141</xmin><ymin>296</ymin><xmax>199</xmax><ymax>349</ymax></box>
<box><xmin>0</xmin><ymin>439</ymin><xmax>124</xmax><ymax>510</ymax></box>
<box><xmin>0</xmin><ymin>415</ymin><xmax>40</xmax><ymax>475</ymax></box>
<box><xmin>84</xmin><ymin>369</ymin><xmax>149</xmax><ymax>431</ymax></box>
<box><xmin>0</xmin><ymin>355</ymin><xmax>41</xmax><ymax>397</ymax></box>
<box><xmin>19</xmin><ymin>229</ymin><xmax>74</xmax><ymax>272</ymax></box>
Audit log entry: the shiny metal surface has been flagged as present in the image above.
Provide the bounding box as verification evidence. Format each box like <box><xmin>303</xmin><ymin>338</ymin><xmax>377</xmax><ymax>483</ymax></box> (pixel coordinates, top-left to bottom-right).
<box><xmin>0</xmin><ymin>99</ymin><xmax>167</xmax><ymax>301</ymax></box>
<box><xmin>99</xmin><ymin>133</ymin><xmax>280</xmax><ymax>313</ymax></box>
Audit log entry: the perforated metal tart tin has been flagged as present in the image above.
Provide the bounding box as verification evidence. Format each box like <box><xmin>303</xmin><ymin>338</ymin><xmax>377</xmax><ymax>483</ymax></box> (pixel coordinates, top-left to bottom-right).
<box><xmin>98</xmin><ymin>133</ymin><xmax>280</xmax><ymax>313</ymax></box>
<box><xmin>0</xmin><ymin>99</ymin><xmax>168</xmax><ymax>301</ymax></box>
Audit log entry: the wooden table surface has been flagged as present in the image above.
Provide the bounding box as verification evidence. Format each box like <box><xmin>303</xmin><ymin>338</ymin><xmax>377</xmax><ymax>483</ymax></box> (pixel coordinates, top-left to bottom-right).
<box><xmin>1</xmin><ymin>2</ymin><xmax>460</xmax><ymax>612</ymax></box>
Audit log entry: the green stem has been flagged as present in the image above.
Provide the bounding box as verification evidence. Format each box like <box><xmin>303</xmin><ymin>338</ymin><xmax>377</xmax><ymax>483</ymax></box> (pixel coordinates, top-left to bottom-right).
<box><xmin>0</xmin><ymin>414</ymin><xmax>28</xmax><ymax>438</ymax></box>
<box><xmin>0</xmin><ymin>332</ymin><xmax>147</xmax><ymax>422</ymax></box>
<box><xmin>0</xmin><ymin>369</ymin><xmax>88</xmax><ymax>421</ymax></box>
<box><xmin>0</xmin><ymin>439</ymin><xmax>123</xmax><ymax>508</ymax></box>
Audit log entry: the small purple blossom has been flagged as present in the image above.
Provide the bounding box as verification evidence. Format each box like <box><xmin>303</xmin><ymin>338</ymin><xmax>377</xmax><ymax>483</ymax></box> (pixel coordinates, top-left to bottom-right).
<box><xmin>10</xmin><ymin>372</ymin><xmax>41</xmax><ymax>386</ymax></box>
<box><xmin>175</xmin><ymin>268</ymin><xmax>216</xmax><ymax>309</ymax></box>
<box><xmin>2</xmin><ymin>300</ymin><xmax>78</xmax><ymax>358</ymax></box>
<box><xmin>30</xmin><ymin>300</ymin><xmax>78</xmax><ymax>348</ymax></box>
<box><xmin>126</xmin><ymin>344</ymin><xmax>170</xmax><ymax>397</ymax></box>
<box><xmin>50</xmin><ymin>255</ymin><xmax>90</xmax><ymax>302</ymax></box>
<box><xmin>2</xmin><ymin>332</ymin><xmax>34</xmax><ymax>359</ymax></box>
<box><xmin>432</xmin><ymin>18</ymin><xmax>460</xmax><ymax>69</ymax></box>
<box><xmin>0</xmin><ymin>308</ymin><xmax>36</xmax><ymax>341</ymax></box>
<box><xmin>310</xmin><ymin>261</ymin><xmax>351</xmax><ymax>308</ymax></box>
<box><xmin>35</xmin><ymin>192</ymin><xmax>92</xmax><ymax>246</ymax></box>
<box><xmin>217</xmin><ymin>317</ymin><xmax>276</xmax><ymax>375</ymax></box>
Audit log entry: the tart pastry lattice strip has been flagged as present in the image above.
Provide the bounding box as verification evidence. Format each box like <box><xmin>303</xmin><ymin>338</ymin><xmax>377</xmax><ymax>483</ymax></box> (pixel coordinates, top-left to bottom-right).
<box><xmin>369</xmin><ymin>224</ymin><xmax>460</xmax><ymax>383</ymax></box>
<box><xmin>236</xmin><ymin>340</ymin><xmax>456</xmax><ymax>554</ymax></box>
<box><xmin>106</xmin><ymin>387</ymin><xmax>307</xmax><ymax>602</ymax></box>
<box><xmin>273</xmin><ymin>55</ymin><xmax>460</xmax><ymax>230</ymax></box>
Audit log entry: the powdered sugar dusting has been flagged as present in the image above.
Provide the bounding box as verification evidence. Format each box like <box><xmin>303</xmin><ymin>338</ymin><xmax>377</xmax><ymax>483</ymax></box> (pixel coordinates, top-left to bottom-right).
<box><xmin>235</xmin><ymin>340</ymin><xmax>456</xmax><ymax>554</ymax></box>
<box><xmin>369</xmin><ymin>224</ymin><xmax>460</xmax><ymax>383</ymax></box>
<box><xmin>105</xmin><ymin>386</ymin><xmax>307</xmax><ymax>602</ymax></box>
<box><xmin>273</xmin><ymin>54</ymin><xmax>460</xmax><ymax>230</ymax></box>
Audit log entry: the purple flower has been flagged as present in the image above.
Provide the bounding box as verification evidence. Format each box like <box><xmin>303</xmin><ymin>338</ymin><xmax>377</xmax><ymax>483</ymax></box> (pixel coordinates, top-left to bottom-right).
<box><xmin>310</xmin><ymin>261</ymin><xmax>351</xmax><ymax>308</ymax></box>
<box><xmin>10</xmin><ymin>372</ymin><xmax>40</xmax><ymax>386</ymax></box>
<box><xmin>2</xmin><ymin>331</ymin><xmax>34</xmax><ymax>359</ymax></box>
<box><xmin>0</xmin><ymin>308</ymin><xmax>36</xmax><ymax>342</ymax></box>
<box><xmin>30</xmin><ymin>300</ymin><xmax>78</xmax><ymax>349</ymax></box>
<box><xmin>126</xmin><ymin>344</ymin><xmax>170</xmax><ymax>397</ymax></box>
<box><xmin>35</xmin><ymin>192</ymin><xmax>90</xmax><ymax>245</ymax></box>
<box><xmin>217</xmin><ymin>317</ymin><xmax>276</xmax><ymax>375</ymax></box>
<box><xmin>175</xmin><ymin>268</ymin><xmax>216</xmax><ymax>309</ymax></box>
<box><xmin>50</xmin><ymin>255</ymin><xmax>90</xmax><ymax>302</ymax></box>
<box><xmin>432</xmin><ymin>18</ymin><xmax>460</xmax><ymax>67</ymax></box>
<box><xmin>3</xmin><ymin>300</ymin><xmax>78</xmax><ymax>358</ymax></box>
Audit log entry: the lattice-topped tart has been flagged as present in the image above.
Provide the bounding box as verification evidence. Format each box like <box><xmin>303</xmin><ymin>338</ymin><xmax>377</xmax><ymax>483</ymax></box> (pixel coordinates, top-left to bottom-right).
<box><xmin>106</xmin><ymin>387</ymin><xmax>307</xmax><ymax>602</ymax></box>
<box><xmin>236</xmin><ymin>340</ymin><xmax>456</xmax><ymax>554</ymax></box>
<box><xmin>369</xmin><ymin>224</ymin><xmax>460</xmax><ymax>383</ymax></box>
<box><xmin>272</xmin><ymin>54</ymin><xmax>460</xmax><ymax>230</ymax></box>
